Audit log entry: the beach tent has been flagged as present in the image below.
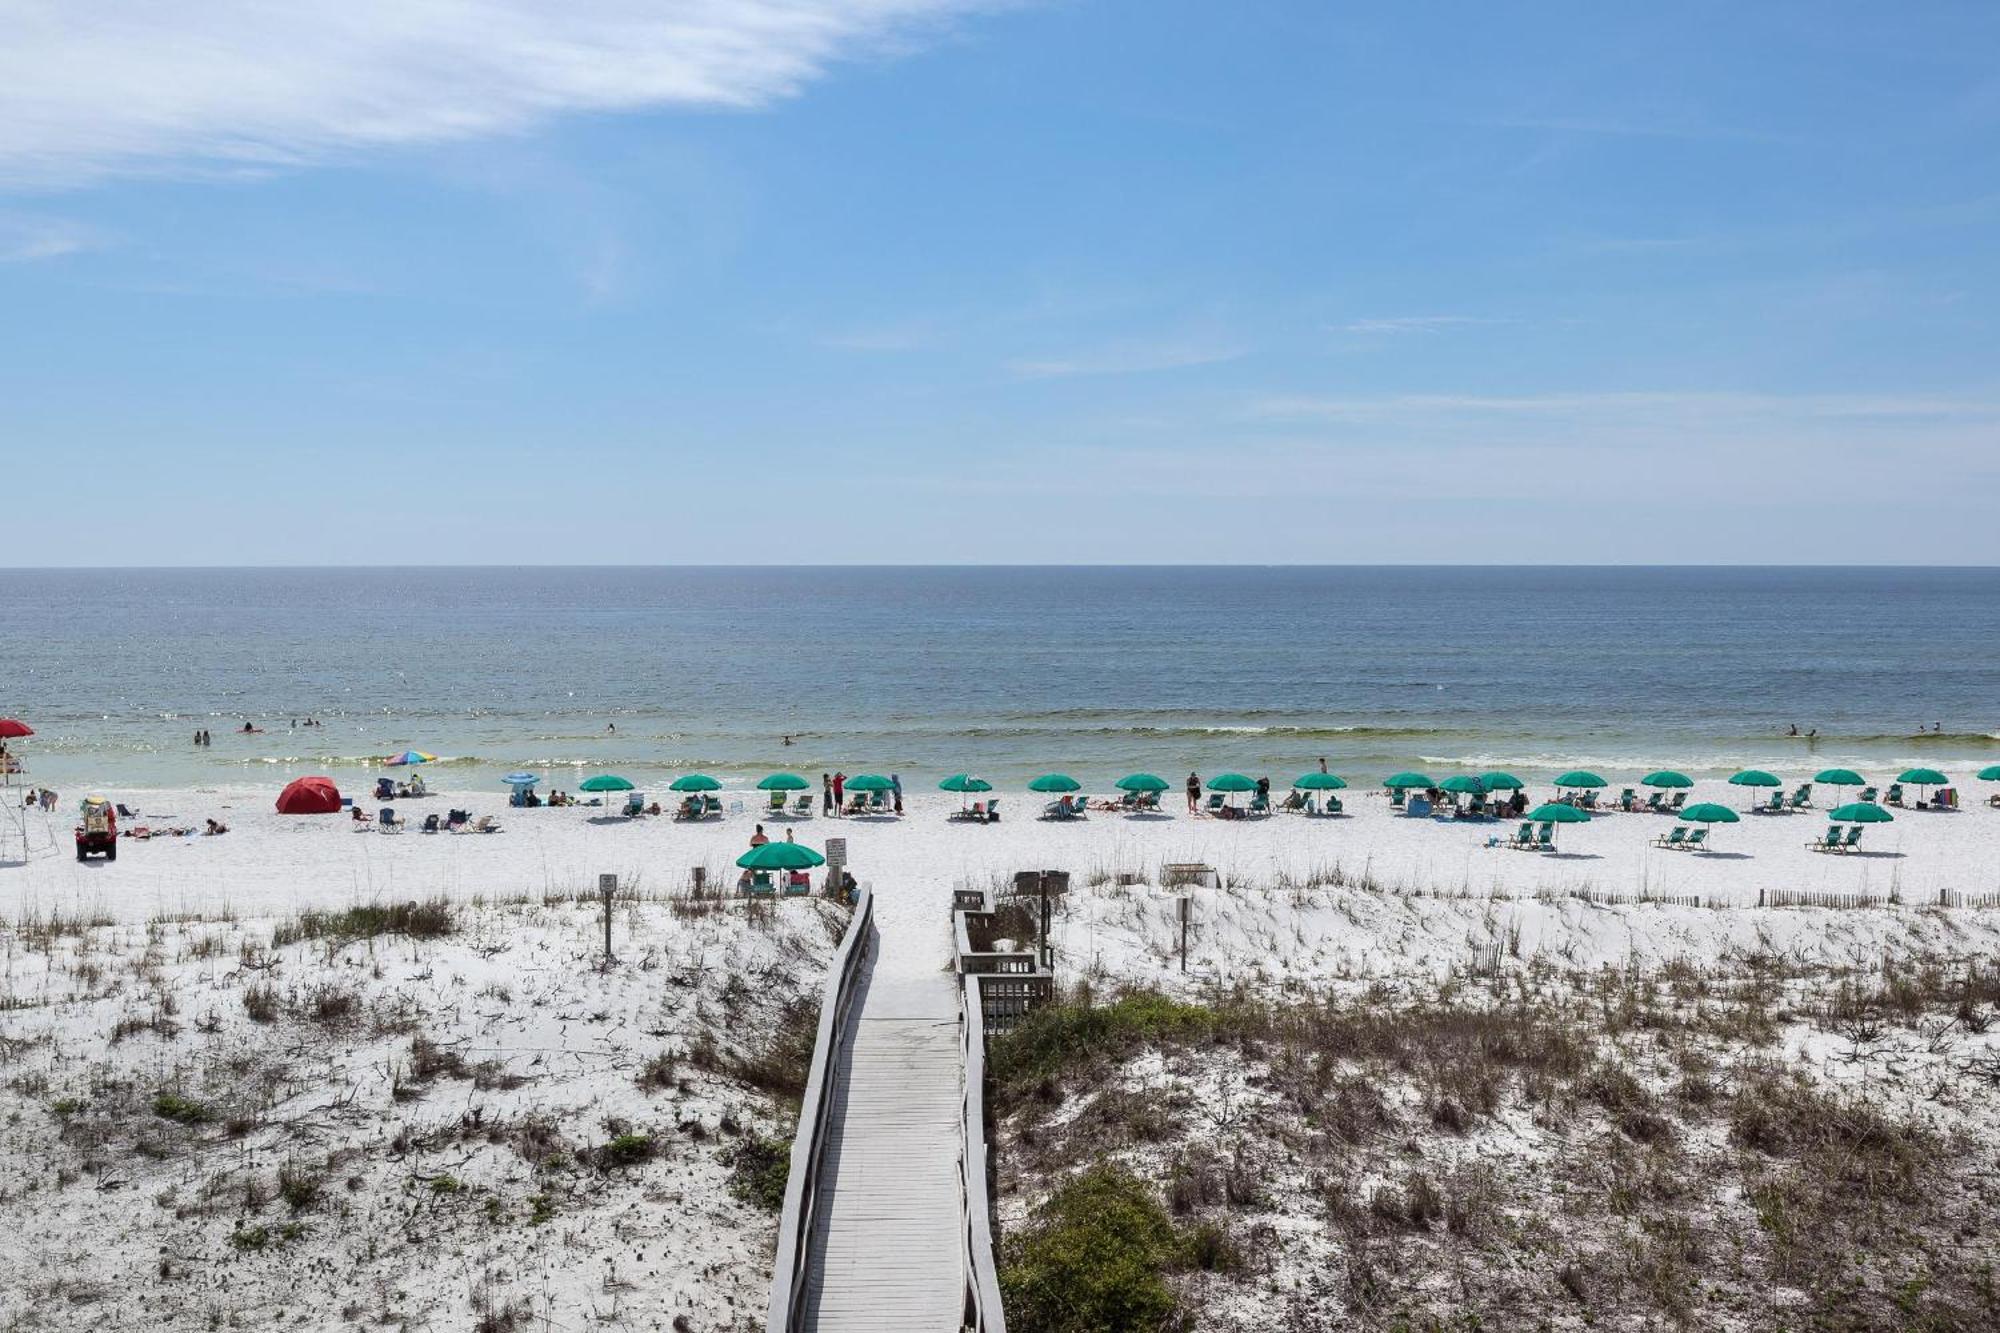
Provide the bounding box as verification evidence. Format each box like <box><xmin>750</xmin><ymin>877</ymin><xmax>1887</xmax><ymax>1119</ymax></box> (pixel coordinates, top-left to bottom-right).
<box><xmin>1115</xmin><ymin>774</ymin><xmax>1169</xmax><ymax>792</ymax></box>
<box><xmin>275</xmin><ymin>775</ymin><xmax>342</xmax><ymax>814</ymax></box>
<box><xmin>1641</xmin><ymin>771</ymin><xmax>1693</xmax><ymax>789</ymax></box>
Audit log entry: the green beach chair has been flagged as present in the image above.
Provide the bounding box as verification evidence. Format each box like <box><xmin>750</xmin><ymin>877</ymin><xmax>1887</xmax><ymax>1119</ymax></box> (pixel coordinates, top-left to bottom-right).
<box><xmin>1204</xmin><ymin>793</ymin><xmax>1226</xmax><ymax>815</ymax></box>
<box><xmin>1807</xmin><ymin>827</ymin><xmax>1842</xmax><ymax>852</ymax></box>
<box><xmin>1788</xmin><ymin>784</ymin><xmax>1813</xmax><ymax>810</ymax></box>
<box><xmin>747</xmin><ymin>871</ymin><xmax>776</xmax><ymax>897</ymax></box>
<box><xmin>1534</xmin><ymin>822</ymin><xmax>1556</xmax><ymax>851</ymax></box>
<box><xmin>1654</xmin><ymin>827</ymin><xmax>1687</xmax><ymax>850</ymax></box>
<box><xmin>1668</xmin><ymin>792</ymin><xmax>1687</xmax><ymax>812</ymax></box>
<box><xmin>1248</xmin><ymin>793</ymin><xmax>1270</xmax><ymax>816</ymax></box>
<box><xmin>1884</xmin><ymin>784</ymin><xmax>1905</xmax><ymax>807</ymax></box>
<box><xmin>1684</xmin><ymin>828</ymin><xmax>1708</xmax><ymax>851</ymax></box>
<box><xmin>1762</xmin><ymin>792</ymin><xmax>1784</xmax><ymax>814</ymax></box>
<box><xmin>1644</xmin><ymin>791</ymin><xmax>1665</xmax><ymax>813</ymax></box>
<box><xmin>1390</xmin><ymin>789</ymin><xmax>1406</xmax><ymax>808</ymax></box>
<box><xmin>1841</xmin><ymin>826</ymin><xmax>1864</xmax><ymax>851</ymax></box>
<box><xmin>1507</xmin><ymin>821</ymin><xmax>1534</xmax><ymax>849</ymax></box>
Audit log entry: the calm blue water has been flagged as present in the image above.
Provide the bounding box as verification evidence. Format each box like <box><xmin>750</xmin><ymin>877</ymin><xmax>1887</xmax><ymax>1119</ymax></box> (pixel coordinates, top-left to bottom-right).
<box><xmin>2</xmin><ymin>567</ymin><xmax>1996</xmax><ymax>792</ymax></box>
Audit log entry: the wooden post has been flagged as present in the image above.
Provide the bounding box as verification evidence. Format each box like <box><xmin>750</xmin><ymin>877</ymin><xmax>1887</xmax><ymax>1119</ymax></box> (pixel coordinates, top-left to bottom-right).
<box><xmin>1179</xmin><ymin>895</ymin><xmax>1189</xmax><ymax>973</ymax></box>
<box><xmin>599</xmin><ymin>872</ymin><xmax>618</xmax><ymax>965</ymax></box>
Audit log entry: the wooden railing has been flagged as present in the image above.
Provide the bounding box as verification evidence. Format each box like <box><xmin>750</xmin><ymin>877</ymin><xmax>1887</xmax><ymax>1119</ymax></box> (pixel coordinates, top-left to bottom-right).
<box><xmin>958</xmin><ymin>974</ymin><xmax>1009</xmax><ymax>1333</ymax></box>
<box><xmin>766</xmin><ymin>885</ymin><xmax>874</xmax><ymax>1333</ymax></box>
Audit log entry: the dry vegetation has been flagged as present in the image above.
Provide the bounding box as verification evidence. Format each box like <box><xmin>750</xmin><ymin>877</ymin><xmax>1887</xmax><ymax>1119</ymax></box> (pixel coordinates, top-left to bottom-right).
<box><xmin>0</xmin><ymin>888</ymin><xmax>847</xmax><ymax>1332</ymax></box>
<box><xmin>991</xmin><ymin>950</ymin><xmax>2000</xmax><ymax>1333</ymax></box>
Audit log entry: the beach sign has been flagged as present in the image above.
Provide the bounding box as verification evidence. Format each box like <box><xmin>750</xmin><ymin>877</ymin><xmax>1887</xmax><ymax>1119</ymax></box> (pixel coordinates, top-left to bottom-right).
<box><xmin>825</xmin><ymin>837</ymin><xmax>847</xmax><ymax>869</ymax></box>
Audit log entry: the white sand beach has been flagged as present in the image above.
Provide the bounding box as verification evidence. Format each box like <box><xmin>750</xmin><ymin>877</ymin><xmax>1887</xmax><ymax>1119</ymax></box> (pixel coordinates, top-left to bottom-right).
<box><xmin>8</xmin><ymin>778</ymin><xmax>1996</xmax><ymax>933</ymax></box>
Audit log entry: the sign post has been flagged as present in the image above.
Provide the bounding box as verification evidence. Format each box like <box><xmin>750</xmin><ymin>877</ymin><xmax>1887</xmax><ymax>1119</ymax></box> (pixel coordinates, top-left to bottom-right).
<box><xmin>598</xmin><ymin>872</ymin><xmax>618</xmax><ymax>965</ymax></box>
<box><xmin>825</xmin><ymin>838</ymin><xmax>848</xmax><ymax>899</ymax></box>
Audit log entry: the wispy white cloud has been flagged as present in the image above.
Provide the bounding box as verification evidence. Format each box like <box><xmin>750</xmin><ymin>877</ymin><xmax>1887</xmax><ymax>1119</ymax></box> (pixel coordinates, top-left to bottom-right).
<box><xmin>0</xmin><ymin>211</ymin><xmax>103</xmax><ymax>261</ymax></box>
<box><xmin>0</xmin><ymin>1</ymin><xmax>1008</xmax><ymax>189</ymax></box>
<box><xmin>1009</xmin><ymin>339</ymin><xmax>1246</xmax><ymax>379</ymax></box>
<box><xmin>1485</xmin><ymin>114</ymin><xmax>1790</xmax><ymax>145</ymax></box>
<box><xmin>1254</xmin><ymin>390</ymin><xmax>2000</xmax><ymax>423</ymax></box>
<box><xmin>1337</xmin><ymin>315</ymin><xmax>1506</xmax><ymax>335</ymax></box>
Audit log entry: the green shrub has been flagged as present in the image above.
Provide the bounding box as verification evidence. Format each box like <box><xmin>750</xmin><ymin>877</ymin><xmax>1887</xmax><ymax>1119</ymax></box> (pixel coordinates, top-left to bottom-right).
<box><xmin>598</xmin><ymin>1133</ymin><xmax>655</xmax><ymax>1169</ymax></box>
<box><xmin>1000</xmin><ymin>1166</ymin><xmax>1185</xmax><ymax>1332</ymax></box>
<box><xmin>723</xmin><ymin>1136</ymin><xmax>791</xmax><ymax>1213</ymax></box>
<box><xmin>152</xmin><ymin>1092</ymin><xmax>213</xmax><ymax>1124</ymax></box>
<box><xmin>990</xmin><ymin>991</ymin><xmax>1223</xmax><ymax>1097</ymax></box>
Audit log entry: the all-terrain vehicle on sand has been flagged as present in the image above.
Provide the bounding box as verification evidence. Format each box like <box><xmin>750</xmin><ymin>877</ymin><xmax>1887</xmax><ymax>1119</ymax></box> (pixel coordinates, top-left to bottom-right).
<box><xmin>75</xmin><ymin>796</ymin><xmax>117</xmax><ymax>861</ymax></box>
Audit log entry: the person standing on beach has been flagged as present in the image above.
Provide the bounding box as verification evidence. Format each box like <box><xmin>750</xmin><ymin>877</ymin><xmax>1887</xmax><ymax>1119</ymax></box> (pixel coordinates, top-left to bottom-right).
<box><xmin>749</xmin><ymin>823</ymin><xmax>769</xmax><ymax>849</ymax></box>
<box><xmin>821</xmin><ymin>773</ymin><xmax>832</xmax><ymax>814</ymax></box>
<box><xmin>1186</xmin><ymin>772</ymin><xmax>1201</xmax><ymax>812</ymax></box>
<box><xmin>1256</xmin><ymin>775</ymin><xmax>1270</xmax><ymax>803</ymax></box>
<box><xmin>891</xmin><ymin>773</ymin><xmax>903</xmax><ymax>815</ymax></box>
<box><xmin>1318</xmin><ymin>757</ymin><xmax>1328</xmax><ymax>774</ymax></box>
<box><xmin>833</xmin><ymin>771</ymin><xmax>846</xmax><ymax>815</ymax></box>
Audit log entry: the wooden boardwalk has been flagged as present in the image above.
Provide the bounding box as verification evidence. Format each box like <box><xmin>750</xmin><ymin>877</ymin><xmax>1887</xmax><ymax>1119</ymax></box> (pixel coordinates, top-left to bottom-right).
<box><xmin>801</xmin><ymin>968</ymin><xmax>965</xmax><ymax>1331</ymax></box>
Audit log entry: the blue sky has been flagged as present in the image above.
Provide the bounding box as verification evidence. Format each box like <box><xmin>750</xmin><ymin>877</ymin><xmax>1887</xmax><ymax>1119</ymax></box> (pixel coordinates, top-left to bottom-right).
<box><xmin>2</xmin><ymin>1</ymin><xmax>1997</xmax><ymax>563</ymax></box>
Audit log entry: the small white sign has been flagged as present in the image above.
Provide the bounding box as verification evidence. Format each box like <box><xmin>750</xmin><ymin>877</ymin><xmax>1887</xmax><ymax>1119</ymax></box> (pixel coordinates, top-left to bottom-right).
<box><xmin>825</xmin><ymin>838</ymin><xmax>847</xmax><ymax>867</ymax></box>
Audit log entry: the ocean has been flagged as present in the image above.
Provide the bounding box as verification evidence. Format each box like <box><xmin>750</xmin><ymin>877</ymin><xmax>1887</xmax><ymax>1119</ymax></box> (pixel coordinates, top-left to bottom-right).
<box><xmin>2</xmin><ymin>566</ymin><xmax>1996</xmax><ymax>793</ymax></box>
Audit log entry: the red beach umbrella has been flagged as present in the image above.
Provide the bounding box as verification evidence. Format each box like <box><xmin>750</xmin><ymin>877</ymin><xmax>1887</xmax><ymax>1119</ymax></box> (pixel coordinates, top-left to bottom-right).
<box><xmin>0</xmin><ymin>719</ymin><xmax>32</xmax><ymax>739</ymax></box>
<box><xmin>275</xmin><ymin>775</ymin><xmax>342</xmax><ymax>814</ymax></box>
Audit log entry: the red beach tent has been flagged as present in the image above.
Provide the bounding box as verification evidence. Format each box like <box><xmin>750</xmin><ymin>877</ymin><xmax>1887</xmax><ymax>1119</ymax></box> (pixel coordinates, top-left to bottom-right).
<box><xmin>276</xmin><ymin>775</ymin><xmax>342</xmax><ymax>814</ymax></box>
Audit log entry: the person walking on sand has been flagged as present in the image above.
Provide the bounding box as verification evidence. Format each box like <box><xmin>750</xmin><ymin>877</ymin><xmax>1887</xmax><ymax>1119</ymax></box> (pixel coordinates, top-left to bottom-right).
<box><xmin>833</xmin><ymin>771</ymin><xmax>846</xmax><ymax>815</ymax></box>
<box><xmin>891</xmin><ymin>773</ymin><xmax>903</xmax><ymax>815</ymax></box>
<box><xmin>1186</xmin><ymin>772</ymin><xmax>1202</xmax><ymax>813</ymax></box>
<box><xmin>821</xmin><ymin>773</ymin><xmax>832</xmax><ymax>815</ymax></box>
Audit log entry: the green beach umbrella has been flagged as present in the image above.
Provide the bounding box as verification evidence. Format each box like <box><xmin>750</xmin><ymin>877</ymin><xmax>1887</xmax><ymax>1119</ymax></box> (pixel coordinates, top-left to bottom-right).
<box><xmin>1115</xmin><ymin>773</ymin><xmax>1169</xmax><ymax>793</ymax></box>
<box><xmin>1828</xmin><ymin>802</ymin><xmax>1894</xmax><ymax>824</ymax></box>
<box><xmin>1294</xmin><ymin>772</ymin><xmax>1348</xmax><ymax>790</ymax></box>
<box><xmin>757</xmin><ymin>773</ymin><xmax>810</xmax><ymax>791</ymax></box>
<box><xmin>1438</xmin><ymin>775</ymin><xmax>1487</xmax><ymax>795</ymax></box>
<box><xmin>1478</xmin><ymin>771</ymin><xmax>1524</xmax><ymax>792</ymax></box>
<box><xmin>669</xmin><ymin>773</ymin><xmax>721</xmax><ymax>792</ymax></box>
<box><xmin>1898</xmin><ymin>767</ymin><xmax>1949</xmax><ymax>787</ymax></box>
<box><xmin>1527</xmin><ymin>802</ymin><xmax>1590</xmax><ymax>824</ymax></box>
<box><xmin>1383</xmin><ymin>771</ymin><xmax>1434</xmax><ymax>790</ymax></box>
<box><xmin>1679</xmin><ymin>803</ymin><xmax>1741</xmax><ymax>824</ymax></box>
<box><xmin>1553</xmin><ymin>770</ymin><xmax>1608</xmax><ymax>790</ymax></box>
<box><xmin>1027</xmin><ymin>773</ymin><xmax>1081</xmax><ymax>793</ymax></box>
<box><xmin>1814</xmin><ymin>768</ymin><xmax>1867</xmax><ymax>788</ymax></box>
<box><xmin>736</xmin><ymin>840</ymin><xmax>826</xmax><ymax>871</ymax></box>
<box><xmin>1728</xmin><ymin>769</ymin><xmax>1782</xmax><ymax>788</ymax></box>
<box><xmin>845</xmin><ymin>773</ymin><xmax>894</xmax><ymax>792</ymax></box>
<box><xmin>1641</xmin><ymin>770</ymin><xmax>1693</xmax><ymax>789</ymax></box>
<box><xmin>1207</xmin><ymin>773</ymin><xmax>1258</xmax><ymax>793</ymax></box>
<box><xmin>939</xmin><ymin>774</ymin><xmax>992</xmax><ymax>793</ymax></box>
<box><xmin>1979</xmin><ymin>765</ymin><xmax>2000</xmax><ymax>782</ymax></box>
<box><xmin>578</xmin><ymin>774</ymin><xmax>634</xmax><ymax>793</ymax></box>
